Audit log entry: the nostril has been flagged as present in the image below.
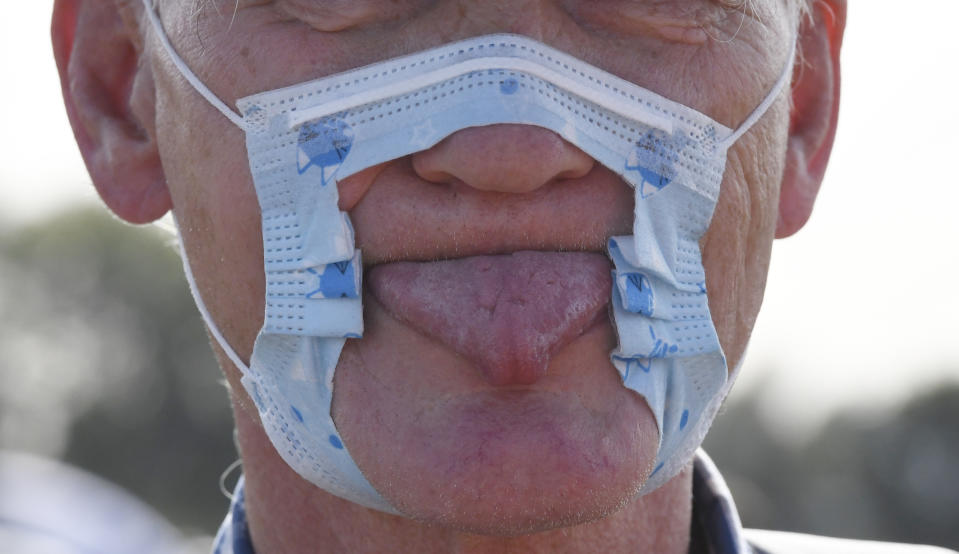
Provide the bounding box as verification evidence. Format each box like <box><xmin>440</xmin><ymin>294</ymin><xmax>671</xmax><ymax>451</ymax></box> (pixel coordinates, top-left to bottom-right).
<box><xmin>410</xmin><ymin>124</ymin><xmax>595</xmax><ymax>194</ymax></box>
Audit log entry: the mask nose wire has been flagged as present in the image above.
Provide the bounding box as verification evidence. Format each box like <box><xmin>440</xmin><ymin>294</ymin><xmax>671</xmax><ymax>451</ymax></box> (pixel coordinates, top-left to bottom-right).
<box><xmin>717</xmin><ymin>36</ymin><xmax>798</xmax><ymax>151</ymax></box>
<box><xmin>141</xmin><ymin>0</ymin><xmax>249</xmax><ymax>131</ymax></box>
<box><xmin>145</xmin><ymin>0</ymin><xmax>796</xmax><ymax>147</ymax></box>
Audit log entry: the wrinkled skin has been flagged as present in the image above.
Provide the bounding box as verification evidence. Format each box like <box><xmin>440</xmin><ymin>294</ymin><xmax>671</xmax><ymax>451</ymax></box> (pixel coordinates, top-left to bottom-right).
<box><xmin>53</xmin><ymin>0</ymin><xmax>844</xmax><ymax>551</ymax></box>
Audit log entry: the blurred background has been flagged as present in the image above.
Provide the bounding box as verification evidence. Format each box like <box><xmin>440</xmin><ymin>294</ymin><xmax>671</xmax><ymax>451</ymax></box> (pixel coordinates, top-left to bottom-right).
<box><xmin>2</xmin><ymin>1</ymin><xmax>957</xmax><ymax>552</ymax></box>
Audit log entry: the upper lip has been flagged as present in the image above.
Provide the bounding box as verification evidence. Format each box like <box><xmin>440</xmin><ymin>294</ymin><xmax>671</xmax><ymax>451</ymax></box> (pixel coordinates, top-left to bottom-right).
<box><xmin>349</xmin><ymin>161</ymin><xmax>635</xmax><ymax>267</ymax></box>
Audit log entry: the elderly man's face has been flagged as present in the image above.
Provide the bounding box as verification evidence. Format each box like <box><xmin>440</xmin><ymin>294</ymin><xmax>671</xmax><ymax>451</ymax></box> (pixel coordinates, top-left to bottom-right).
<box><xmin>56</xmin><ymin>0</ymin><xmax>834</xmax><ymax>538</ymax></box>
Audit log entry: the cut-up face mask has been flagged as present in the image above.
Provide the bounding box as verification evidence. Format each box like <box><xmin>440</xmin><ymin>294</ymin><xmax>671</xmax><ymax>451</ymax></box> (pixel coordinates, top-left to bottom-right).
<box><xmin>143</xmin><ymin>0</ymin><xmax>794</xmax><ymax>514</ymax></box>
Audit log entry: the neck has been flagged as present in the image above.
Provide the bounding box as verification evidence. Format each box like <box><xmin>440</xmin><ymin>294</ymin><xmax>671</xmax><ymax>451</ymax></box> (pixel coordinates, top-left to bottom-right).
<box><xmin>233</xmin><ymin>402</ymin><xmax>692</xmax><ymax>554</ymax></box>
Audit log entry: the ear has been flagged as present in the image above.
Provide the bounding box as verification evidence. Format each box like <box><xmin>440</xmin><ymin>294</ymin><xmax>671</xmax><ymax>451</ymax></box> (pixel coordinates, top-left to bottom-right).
<box><xmin>52</xmin><ymin>0</ymin><xmax>171</xmax><ymax>224</ymax></box>
<box><xmin>776</xmin><ymin>0</ymin><xmax>846</xmax><ymax>238</ymax></box>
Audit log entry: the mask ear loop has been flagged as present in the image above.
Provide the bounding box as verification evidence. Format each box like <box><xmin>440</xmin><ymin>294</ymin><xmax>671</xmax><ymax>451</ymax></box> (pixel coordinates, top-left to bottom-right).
<box><xmin>141</xmin><ymin>0</ymin><xmax>249</xmax><ymax>131</ymax></box>
<box><xmin>143</xmin><ymin>0</ymin><xmax>261</xmax><ymax>380</ymax></box>
<box><xmin>173</xmin><ymin>216</ymin><xmax>254</xmax><ymax>378</ymax></box>
<box><xmin>717</xmin><ymin>36</ymin><xmax>797</xmax><ymax>151</ymax></box>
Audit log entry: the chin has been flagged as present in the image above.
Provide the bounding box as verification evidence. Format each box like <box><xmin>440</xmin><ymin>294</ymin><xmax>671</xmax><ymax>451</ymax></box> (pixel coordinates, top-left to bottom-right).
<box><xmin>333</xmin><ymin>290</ymin><xmax>661</xmax><ymax>535</ymax></box>
<box><xmin>392</xmin><ymin>425</ymin><xmax>657</xmax><ymax>535</ymax></box>
<box><xmin>397</xmin><ymin>459</ymin><xmax>655</xmax><ymax>537</ymax></box>
<box><xmin>360</xmin><ymin>385</ymin><xmax>660</xmax><ymax>536</ymax></box>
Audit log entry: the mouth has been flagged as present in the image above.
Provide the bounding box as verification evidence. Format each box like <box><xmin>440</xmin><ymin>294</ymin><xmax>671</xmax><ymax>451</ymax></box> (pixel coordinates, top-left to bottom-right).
<box><xmin>347</xmin><ymin>157</ymin><xmax>635</xmax><ymax>266</ymax></box>
<box><xmin>366</xmin><ymin>250</ymin><xmax>613</xmax><ymax>387</ymax></box>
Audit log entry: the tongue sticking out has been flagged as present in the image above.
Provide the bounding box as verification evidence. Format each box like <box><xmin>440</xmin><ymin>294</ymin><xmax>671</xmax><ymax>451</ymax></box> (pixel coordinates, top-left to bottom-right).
<box><xmin>367</xmin><ymin>251</ymin><xmax>612</xmax><ymax>386</ymax></box>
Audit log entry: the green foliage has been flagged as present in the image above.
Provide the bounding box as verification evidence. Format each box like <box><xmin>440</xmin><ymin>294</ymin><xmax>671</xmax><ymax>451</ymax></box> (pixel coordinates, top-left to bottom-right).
<box><xmin>705</xmin><ymin>384</ymin><xmax>959</xmax><ymax>550</ymax></box>
<box><xmin>0</xmin><ymin>207</ymin><xmax>235</xmax><ymax>535</ymax></box>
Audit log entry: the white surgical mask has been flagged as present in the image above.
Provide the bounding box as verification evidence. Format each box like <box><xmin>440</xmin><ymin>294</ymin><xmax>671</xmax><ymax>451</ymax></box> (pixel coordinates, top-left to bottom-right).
<box><xmin>144</xmin><ymin>0</ymin><xmax>795</xmax><ymax>513</ymax></box>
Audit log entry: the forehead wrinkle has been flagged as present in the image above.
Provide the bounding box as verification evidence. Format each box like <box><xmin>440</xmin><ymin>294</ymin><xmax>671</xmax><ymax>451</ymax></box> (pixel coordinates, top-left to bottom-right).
<box><xmin>708</xmin><ymin>0</ymin><xmax>798</xmax><ymax>46</ymax></box>
<box><xmin>707</xmin><ymin>0</ymin><xmax>801</xmax><ymax>28</ymax></box>
<box><xmin>188</xmin><ymin>0</ymin><xmax>274</xmax><ymax>21</ymax></box>
<box><xmin>175</xmin><ymin>0</ymin><xmax>277</xmax><ymax>56</ymax></box>
<box><xmin>570</xmin><ymin>0</ymin><xmax>794</xmax><ymax>49</ymax></box>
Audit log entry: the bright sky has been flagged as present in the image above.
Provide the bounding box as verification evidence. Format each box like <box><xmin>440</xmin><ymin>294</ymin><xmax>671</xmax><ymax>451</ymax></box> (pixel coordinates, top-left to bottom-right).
<box><xmin>2</xmin><ymin>3</ymin><xmax>957</xmax><ymax>438</ymax></box>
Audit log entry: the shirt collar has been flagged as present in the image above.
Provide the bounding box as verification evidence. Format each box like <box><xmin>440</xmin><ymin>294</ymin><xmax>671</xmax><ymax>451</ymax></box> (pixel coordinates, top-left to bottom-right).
<box><xmin>212</xmin><ymin>450</ymin><xmax>750</xmax><ymax>554</ymax></box>
<box><xmin>689</xmin><ymin>449</ymin><xmax>752</xmax><ymax>554</ymax></box>
<box><xmin>211</xmin><ymin>474</ymin><xmax>253</xmax><ymax>554</ymax></box>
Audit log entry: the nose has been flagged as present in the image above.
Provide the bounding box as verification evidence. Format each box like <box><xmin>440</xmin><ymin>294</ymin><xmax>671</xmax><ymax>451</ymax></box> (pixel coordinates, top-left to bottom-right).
<box><xmin>411</xmin><ymin>124</ymin><xmax>595</xmax><ymax>193</ymax></box>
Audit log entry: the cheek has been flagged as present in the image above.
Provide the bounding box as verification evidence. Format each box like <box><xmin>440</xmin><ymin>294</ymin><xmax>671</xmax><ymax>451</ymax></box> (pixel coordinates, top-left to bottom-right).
<box><xmin>700</xmin><ymin>118</ymin><xmax>786</xmax><ymax>369</ymax></box>
<box><xmin>154</xmin><ymin>65</ymin><xmax>266</xmax><ymax>363</ymax></box>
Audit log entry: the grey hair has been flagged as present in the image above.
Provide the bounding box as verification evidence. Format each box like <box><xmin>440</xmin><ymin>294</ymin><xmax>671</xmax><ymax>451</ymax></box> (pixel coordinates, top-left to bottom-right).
<box><xmin>716</xmin><ymin>0</ymin><xmax>814</xmax><ymax>14</ymax></box>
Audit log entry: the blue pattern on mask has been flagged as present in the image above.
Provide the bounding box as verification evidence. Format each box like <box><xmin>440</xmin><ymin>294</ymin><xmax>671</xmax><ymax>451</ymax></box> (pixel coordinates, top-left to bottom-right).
<box><xmin>296</xmin><ymin>118</ymin><xmax>354</xmax><ymax>183</ymax></box>
<box><xmin>647</xmin><ymin>325</ymin><xmax>679</xmax><ymax>359</ymax></box>
<box><xmin>613</xmin><ymin>355</ymin><xmax>651</xmax><ymax>382</ymax></box>
<box><xmin>624</xmin><ymin>272</ymin><xmax>654</xmax><ymax>316</ymax></box>
<box><xmin>625</xmin><ymin>160</ymin><xmax>672</xmax><ymax>200</ymax></box>
<box><xmin>624</xmin><ymin>129</ymin><xmax>688</xmax><ymax>199</ymax></box>
<box><xmin>612</xmin><ymin>325</ymin><xmax>679</xmax><ymax>383</ymax></box>
<box><xmin>305</xmin><ymin>261</ymin><xmax>358</xmax><ymax>299</ymax></box>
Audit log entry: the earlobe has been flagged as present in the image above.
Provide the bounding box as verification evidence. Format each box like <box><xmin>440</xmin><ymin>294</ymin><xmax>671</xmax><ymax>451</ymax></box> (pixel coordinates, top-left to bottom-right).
<box><xmin>52</xmin><ymin>0</ymin><xmax>171</xmax><ymax>224</ymax></box>
<box><xmin>776</xmin><ymin>0</ymin><xmax>846</xmax><ymax>238</ymax></box>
